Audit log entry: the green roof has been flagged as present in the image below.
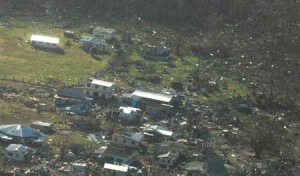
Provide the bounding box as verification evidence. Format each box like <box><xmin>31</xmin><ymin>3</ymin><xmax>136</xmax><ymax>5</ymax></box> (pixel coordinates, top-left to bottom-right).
<box><xmin>80</xmin><ymin>37</ymin><xmax>107</xmax><ymax>46</ymax></box>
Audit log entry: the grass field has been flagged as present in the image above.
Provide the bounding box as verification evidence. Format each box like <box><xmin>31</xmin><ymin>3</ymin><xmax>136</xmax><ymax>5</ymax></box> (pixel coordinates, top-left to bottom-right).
<box><xmin>0</xmin><ymin>16</ymin><xmax>112</xmax><ymax>85</ymax></box>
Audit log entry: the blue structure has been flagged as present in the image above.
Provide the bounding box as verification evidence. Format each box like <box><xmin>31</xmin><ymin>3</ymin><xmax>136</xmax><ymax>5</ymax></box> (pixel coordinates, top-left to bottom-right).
<box><xmin>0</xmin><ymin>124</ymin><xmax>47</xmax><ymax>145</ymax></box>
<box><xmin>65</xmin><ymin>103</ymin><xmax>91</xmax><ymax>115</ymax></box>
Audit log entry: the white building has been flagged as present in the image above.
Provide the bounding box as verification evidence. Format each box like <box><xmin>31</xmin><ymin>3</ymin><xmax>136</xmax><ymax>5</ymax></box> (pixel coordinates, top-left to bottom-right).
<box><xmin>119</xmin><ymin>106</ymin><xmax>141</xmax><ymax>121</ymax></box>
<box><xmin>93</xmin><ymin>27</ymin><xmax>115</xmax><ymax>40</ymax></box>
<box><xmin>5</xmin><ymin>144</ymin><xmax>35</xmax><ymax>161</ymax></box>
<box><xmin>104</xmin><ymin>163</ymin><xmax>129</xmax><ymax>176</ymax></box>
<box><xmin>83</xmin><ymin>78</ymin><xmax>115</xmax><ymax>99</ymax></box>
<box><xmin>30</xmin><ymin>34</ymin><xmax>59</xmax><ymax>49</ymax></box>
<box><xmin>111</xmin><ymin>130</ymin><xmax>143</xmax><ymax>148</ymax></box>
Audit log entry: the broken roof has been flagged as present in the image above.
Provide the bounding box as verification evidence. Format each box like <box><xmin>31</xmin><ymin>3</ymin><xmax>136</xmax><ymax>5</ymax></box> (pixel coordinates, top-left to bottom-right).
<box><xmin>104</xmin><ymin>163</ymin><xmax>129</xmax><ymax>172</ymax></box>
<box><xmin>93</xmin><ymin>27</ymin><xmax>115</xmax><ymax>34</ymax></box>
<box><xmin>130</xmin><ymin>89</ymin><xmax>173</xmax><ymax>103</ymax></box>
<box><xmin>57</xmin><ymin>88</ymin><xmax>86</xmax><ymax>100</ymax></box>
<box><xmin>144</xmin><ymin>125</ymin><xmax>173</xmax><ymax>137</ymax></box>
<box><xmin>31</xmin><ymin>121</ymin><xmax>53</xmax><ymax>127</ymax></box>
<box><xmin>119</xmin><ymin>106</ymin><xmax>141</xmax><ymax>114</ymax></box>
<box><xmin>158</xmin><ymin>151</ymin><xmax>179</xmax><ymax>160</ymax></box>
<box><xmin>120</xmin><ymin>130</ymin><xmax>143</xmax><ymax>142</ymax></box>
<box><xmin>94</xmin><ymin>146</ymin><xmax>108</xmax><ymax>155</ymax></box>
<box><xmin>89</xmin><ymin>78</ymin><xmax>114</xmax><ymax>87</ymax></box>
<box><xmin>5</xmin><ymin>144</ymin><xmax>35</xmax><ymax>153</ymax></box>
<box><xmin>104</xmin><ymin>145</ymin><xmax>137</xmax><ymax>157</ymax></box>
<box><xmin>184</xmin><ymin>161</ymin><xmax>206</xmax><ymax>173</ymax></box>
<box><xmin>30</xmin><ymin>34</ymin><xmax>59</xmax><ymax>44</ymax></box>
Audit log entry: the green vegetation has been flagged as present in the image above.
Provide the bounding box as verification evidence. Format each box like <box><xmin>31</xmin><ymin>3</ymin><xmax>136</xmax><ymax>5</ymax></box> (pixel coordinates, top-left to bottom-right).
<box><xmin>0</xmin><ymin>17</ymin><xmax>111</xmax><ymax>85</ymax></box>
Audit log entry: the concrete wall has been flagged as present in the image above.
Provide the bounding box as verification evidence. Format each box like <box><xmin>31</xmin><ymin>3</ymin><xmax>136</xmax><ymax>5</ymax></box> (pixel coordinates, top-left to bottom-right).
<box><xmin>111</xmin><ymin>135</ymin><xmax>139</xmax><ymax>148</ymax></box>
<box><xmin>83</xmin><ymin>83</ymin><xmax>114</xmax><ymax>99</ymax></box>
<box><xmin>159</xmin><ymin>157</ymin><xmax>175</xmax><ymax>166</ymax></box>
<box><xmin>5</xmin><ymin>151</ymin><xmax>26</xmax><ymax>161</ymax></box>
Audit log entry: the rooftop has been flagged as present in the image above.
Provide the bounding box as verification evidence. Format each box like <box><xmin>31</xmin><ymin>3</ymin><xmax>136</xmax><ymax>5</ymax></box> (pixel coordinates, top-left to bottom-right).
<box><xmin>130</xmin><ymin>89</ymin><xmax>173</xmax><ymax>103</ymax></box>
<box><xmin>0</xmin><ymin>124</ymin><xmax>44</xmax><ymax>138</ymax></box>
<box><xmin>104</xmin><ymin>163</ymin><xmax>129</xmax><ymax>172</ymax></box>
<box><xmin>89</xmin><ymin>78</ymin><xmax>114</xmax><ymax>87</ymax></box>
<box><xmin>30</xmin><ymin>34</ymin><xmax>59</xmax><ymax>44</ymax></box>
<box><xmin>5</xmin><ymin>144</ymin><xmax>35</xmax><ymax>153</ymax></box>
<box><xmin>119</xmin><ymin>106</ymin><xmax>141</xmax><ymax>114</ymax></box>
<box><xmin>31</xmin><ymin>121</ymin><xmax>53</xmax><ymax>127</ymax></box>
<box><xmin>80</xmin><ymin>37</ymin><xmax>107</xmax><ymax>46</ymax></box>
<box><xmin>104</xmin><ymin>145</ymin><xmax>137</xmax><ymax>157</ymax></box>
<box><xmin>57</xmin><ymin>88</ymin><xmax>86</xmax><ymax>100</ymax></box>
<box><xmin>158</xmin><ymin>151</ymin><xmax>179</xmax><ymax>160</ymax></box>
<box><xmin>93</xmin><ymin>27</ymin><xmax>115</xmax><ymax>34</ymax></box>
<box><xmin>121</xmin><ymin>130</ymin><xmax>143</xmax><ymax>142</ymax></box>
<box><xmin>185</xmin><ymin>161</ymin><xmax>206</xmax><ymax>172</ymax></box>
<box><xmin>94</xmin><ymin>146</ymin><xmax>108</xmax><ymax>155</ymax></box>
<box><xmin>144</xmin><ymin>124</ymin><xmax>173</xmax><ymax>137</ymax></box>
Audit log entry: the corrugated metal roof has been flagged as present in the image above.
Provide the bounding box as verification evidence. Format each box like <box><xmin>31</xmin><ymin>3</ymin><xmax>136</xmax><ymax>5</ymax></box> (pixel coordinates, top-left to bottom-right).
<box><xmin>122</xmin><ymin>130</ymin><xmax>143</xmax><ymax>142</ymax></box>
<box><xmin>90</xmin><ymin>78</ymin><xmax>114</xmax><ymax>87</ymax></box>
<box><xmin>119</xmin><ymin>106</ymin><xmax>140</xmax><ymax>114</ymax></box>
<box><xmin>131</xmin><ymin>89</ymin><xmax>173</xmax><ymax>103</ymax></box>
<box><xmin>30</xmin><ymin>35</ymin><xmax>59</xmax><ymax>44</ymax></box>
<box><xmin>80</xmin><ymin>37</ymin><xmax>107</xmax><ymax>46</ymax></box>
<box><xmin>5</xmin><ymin>144</ymin><xmax>34</xmax><ymax>152</ymax></box>
<box><xmin>104</xmin><ymin>163</ymin><xmax>129</xmax><ymax>172</ymax></box>
<box><xmin>144</xmin><ymin>125</ymin><xmax>173</xmax><ymax>136</ymax></box>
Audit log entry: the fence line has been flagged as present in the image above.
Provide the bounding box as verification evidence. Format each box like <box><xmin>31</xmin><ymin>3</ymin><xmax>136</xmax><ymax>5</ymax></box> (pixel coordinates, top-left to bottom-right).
<box><xmin>0</xmin><ymin>75</ymin><xmax>76</xmax><ymax>88</ymax></box>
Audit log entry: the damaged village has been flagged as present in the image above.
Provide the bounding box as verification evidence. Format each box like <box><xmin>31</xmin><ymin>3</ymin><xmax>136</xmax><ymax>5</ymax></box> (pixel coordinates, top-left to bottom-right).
<box><xmin>0</xmin><ymin>1</ymin><xmax>299</xmax><ymax>176</ymax></box>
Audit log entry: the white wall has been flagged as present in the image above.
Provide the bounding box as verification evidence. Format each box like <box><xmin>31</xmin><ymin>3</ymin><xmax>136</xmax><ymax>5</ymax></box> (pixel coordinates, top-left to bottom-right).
<box><xmin>83</xmin><ymin>83</ymin><xmax>114</xmax><ymax>99</ymax></box>
<box><xmin>31</xmin><ymin>41</ymin><xmax>58</xmax><ymax>49</ymax></box>
<box><xmin>5</xmin><ymin>151</ymin><xmax>25</xmax><ymax>161</ymax></box>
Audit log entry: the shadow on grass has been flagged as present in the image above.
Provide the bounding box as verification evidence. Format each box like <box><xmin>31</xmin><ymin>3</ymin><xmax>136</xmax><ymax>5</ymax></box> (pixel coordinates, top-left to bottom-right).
<box><xmin>33</xmin><ymin>46</ymin><xmax>65</xmax><ymax>55</ymax></box>
<box><xmin>92</xmin><ymin>55</ymin><xmax>101</xmax><ymax>61</ymax></box>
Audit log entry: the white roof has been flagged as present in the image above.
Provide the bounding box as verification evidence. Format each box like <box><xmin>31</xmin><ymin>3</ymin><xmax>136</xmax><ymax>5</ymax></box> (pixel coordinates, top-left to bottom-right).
<box><xmin>104</xmin><ymin>163</ymin><xmax>129</xmax><ymax>172</ymax></box>
<box><xmin>144</xmin><ymin>125</ymin><xmax>173</xmax><ymax>136</ymax></box>
<box><xmin>5</xmin><ymin>144</ymin><xmax>34</xmax><ymax>152</ymax></box>
<box><xmin>90</xmin><ymin>78</ymin><xmax>114</xmax><ymax>87</ymax></box>
<box><xmin>157</xmin><ymin>129</ymin><xmax>173</xmax><ymax>136</ymax></box>
<box><xmin>30</xmin><ymin>35</ymin><xmax>59</xmax><ymax>44</ymax></box>
<box><xmin>119</xmin><ymin>106</ymin><xmax>140</xmax><ymax>114</ymax></box>
<box><xmin>131</xmin><ymin>89</ymin><xmax>173</xmax><ymax>103</ymax></box>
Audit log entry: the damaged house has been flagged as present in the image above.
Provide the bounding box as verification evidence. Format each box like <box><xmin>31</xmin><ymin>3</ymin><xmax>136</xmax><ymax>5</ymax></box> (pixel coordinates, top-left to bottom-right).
<box><xmin>93</xmin><ymin>27</ymin><xmax>116</xmax><ymax>40</ymax></box>
<box><xmin>111</xmin><ymin>130</ymin><xmax>143</xmax><ymax>149</ymax></box>
<box><xmin>129</xmin><ymin>89</ymin><xmax>174</xmax><ymax>118</ymax></box>
<box><xmin>158</xmin><ymin>151</ymin><xmax>180</xmax><ymax>167</ymax></box>
<box><xmin>95</xmin><ymin>145</ymin><xmax>138</xmax><ymax>165</ymax></box>
<box><xmin>79</xmin><ymin>37</ymin><xmax>107</xmax><ymax>53</ymax></box>
<box><xmin>141</xmin><ymin>45</ymin><xmax>170</xmax><ymax>60</ymax></box>
<box><xmin>143</xmin><ymin>124</ymin><xmax>173</xmax><ymax>141</ymax></box>
<box><xmin>54</xmin><ymin>88</ymin><xmax>91</xmax><ymax>106</ymax></box>
<box><xmin>83</xmin><ymin>78</ymin><xmax>115</xmax><ymax>99</ymax></box>
<box><xmin>5</xmin><ymin>144</ymin><xmax>36</xmax><ymax>162</ymax></box>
